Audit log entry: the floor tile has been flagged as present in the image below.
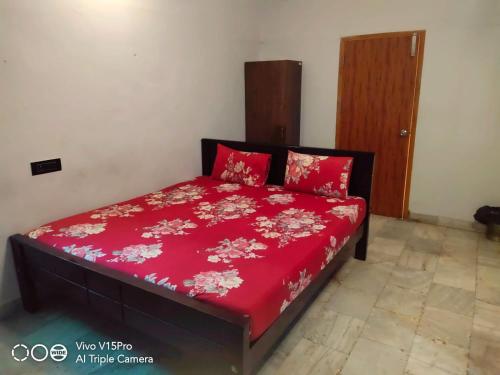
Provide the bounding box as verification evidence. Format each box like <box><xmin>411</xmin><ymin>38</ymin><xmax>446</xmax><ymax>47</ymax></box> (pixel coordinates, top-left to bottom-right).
<box><xmin>474</xmin><ymin>300</ymin><xmax>500</xmax><ymax>331</ymax></box>
<box><xmin>377</xmin><ymin>219</ymin><xmax>416</xmax><ymax>241</ymax></box>
<box><xmin>258</xmin><ymin>349</ymin><xmax>287</xmax><ymax>375</ymax></box>
<box><xmin>438</xmin><ymin>217</ymin><xmax>479</xmax><ymax>232</ymax></box>
<box><xmin>276</xmin><ymin>315</ymin><xmax>306</xmax><ymax>355</ymax></box>
<box><xmin>446</xmin><ymin>227</ymin><xmax>479</xmax><ymax>241</ymax></box>
<box><xmin>388</xmin><ymin>266</ymin><xmax>434</xmax><ymax>294</ymax></box>
<box><xmin>433</xmin><ymin>256</ymin><xmax>476</xmax><ymax>292</ymax></box>
<box><xmin>302</xmin><ymin>307</ymin><xmax>337</xmax><ymax>345</ymax></box>
<box><xmin>410</xmin><ymin>334</ymin><xmax>468</xmax><ymax>375</ymax></box>
<box><xmin>341</xmin><ymin>337</ymin><xmax>408</xmax><ymax>375</ymax></box>
<box><xmin>426</xmin><ymin>283</ymin><xmax>475</xmax><ymax>317</ymax></box>
<box><xmin>376</xmin><ymin>284</ymin><xmax>425</xmax><ymax>319</ymax></box>
<box><xmin>442</xmin><ymin>240</ymin><xmax>477</xmax><ymax>266</ymax></box>
<box><xmin>405</xmin><ymin>356</ymin><xmax>453</xmax><ymax>375</ymax></box>
<box><xmin>477</xmin><ymin>265</ymin><xmax>500</xmax><ymax>305</ymax></box>
<box><xmin>443</xmin><ymin>235</ymin><xmax>478</xmax><ymax>251</ymax></box>
<box><xmin>475</xmin><ymin>290</ymin><xmax>500</xmax><ymax>313</ymax></box>
<box><xmin>316</xmin><ymin>279</ymin><xmax>341</xmax><ymax>303</ymax></box>
<box><xmin>323</xmin><ymin>314</ymin><xmax>365</xmax><ymax>353</ymax></box>
<box><xmin>338</xmin><ymin>261</ymin><xmax>394</xmax><ymax>295</ymax></box>
<box><xmin>369</xmin><ymin>215</ymin><xmax>391</xmax><ymax>239</ymax></box>
<box><xmin>444</xmin><ymin>227</ymin><xmax>478</xmax><ymax>242</ymax></box>
<box><xmin>469</xmin><ymin>324</ymin><xmax>500</xmax><ymax>375</ymax></box>
<box><xmin>306</xmin><ymin>348</ymin><xmax>347</xmax><ymax>375</ymax></box>
<box><xmin>334</xmin><ymin>257</ymin><xmax>362</xmax><ymax>283</ymax></box>
<box><xmin>398</xmin><ymin>248</ymin><xmax>439</xmax><ymax>272</ymax></box>
<box><xmin>443</xmin><ymin>232</ymin><xmax>477</xmax><ymax>249</ymax></box>
<box><xmin>325</xmin><ymin>285</ymin><xmax>379</xmax><ymax>321</ymax></box>
<box><xmin>471</xmin><ymin>320</ymin><xmax>500</xmax><ymax>343</ymax></box>
<box><xmin>275</xmin><ymin>338</ymin><xmax>328</xmax><ymax>375</ymax></box>
<box><xmin>406</xmin><ymin>236</ymin><xmax>443</xmax><ymax>255</ymax></box>
<box><xmin>478</xmin><ymin>254</ymin><xmax>500</xmax><ymax>268</ymax></box>
<box><xmin>366</xmin><ymin>237</ymin><xmax>405</xmax><ymax>264</ymax></box>
<box><xmin>302</xmin><ymin>309</ymin><xmax>364</xmax><ymax>353</ymax></box>
<box><xmin>478</xmin><ymin>238</ymin><xmax>500</xmax><ymax>263</ymax></box>
<box><xmin>417</xmin><ymin>306</ymin><xmax>472</xmax><ymax>349</ymax></box>
<box><xmin>361</xmin><ymin>307</ymin><xmax>417</xmax><ymax>352</ymax></box>
<box><xmin>413</xmin><ymin>223</ymin><xmax>446</xmax><ymax>242</ymax></box>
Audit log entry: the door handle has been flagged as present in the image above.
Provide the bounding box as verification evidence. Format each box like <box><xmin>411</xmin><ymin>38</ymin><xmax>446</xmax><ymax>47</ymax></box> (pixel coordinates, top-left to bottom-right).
<box><xmin>400</xmin><ymin>129</ymin><xmax>410</xmax><ymax>137</ymax></box>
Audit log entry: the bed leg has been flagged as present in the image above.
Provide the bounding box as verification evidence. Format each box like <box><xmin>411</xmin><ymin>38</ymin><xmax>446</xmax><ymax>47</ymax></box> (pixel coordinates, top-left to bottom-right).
<box><xmin>355</xmin><ymin>237</ymin><xmax>367</xmax><ymax>261</ymax></box>
<box><xmin>354</xmin><ymin>219</ymin><xmax>369</xmax><ymax>261</ymax></box>
<box><xmin>10</xmin><ymin>236</ymin><xmax>39</xmax><ymax>313</ymax></box>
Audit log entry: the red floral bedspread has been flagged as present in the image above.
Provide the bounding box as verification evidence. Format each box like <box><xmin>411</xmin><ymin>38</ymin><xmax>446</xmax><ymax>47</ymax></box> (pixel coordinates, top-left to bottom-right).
<box><xmin>27</xmin><ymin>176</ymin><xmax>366</xmax><ymax>340</ymax></box>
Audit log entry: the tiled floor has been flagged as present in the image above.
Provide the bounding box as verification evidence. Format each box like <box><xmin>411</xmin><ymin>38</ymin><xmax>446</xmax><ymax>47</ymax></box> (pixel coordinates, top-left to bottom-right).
<box><xmin>1</xmin><ymin>215</ymin><xmax>499</xmax><ymax>374</ymax></box>
<box><xmin>259</xmin><ymin>215</ymin><xmax>500</xmax><ymax>375</ymax></box>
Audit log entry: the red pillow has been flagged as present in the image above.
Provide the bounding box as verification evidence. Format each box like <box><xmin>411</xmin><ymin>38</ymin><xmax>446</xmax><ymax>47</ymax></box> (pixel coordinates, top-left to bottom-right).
<box><xmin>211</xmin><ymin>144</ymin><xmax>271</xmax><ymax>187</ymax></box>
<box><xmin>284</xmin><ymin>150</ymin><xmax>353</xmax><ymax>198</ymax></box>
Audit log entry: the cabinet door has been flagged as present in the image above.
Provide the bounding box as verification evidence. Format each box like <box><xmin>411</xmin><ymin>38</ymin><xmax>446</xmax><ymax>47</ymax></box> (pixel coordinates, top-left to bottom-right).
<box><xmin>283</xmin><ymin>61</ymin><xmax>302</xmax><ymax>145</ymax></box>
<box><xmin>245</xmin><ymin>61</ymin><xmax>301</xmax><ymax>145</ymax></box>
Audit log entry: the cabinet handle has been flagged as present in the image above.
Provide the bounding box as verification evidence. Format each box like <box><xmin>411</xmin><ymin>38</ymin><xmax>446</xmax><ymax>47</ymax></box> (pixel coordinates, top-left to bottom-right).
<box><xmin>280</xmin><ymin>126</ymin><xmax>286</xmax><ymax>143</ymax></box>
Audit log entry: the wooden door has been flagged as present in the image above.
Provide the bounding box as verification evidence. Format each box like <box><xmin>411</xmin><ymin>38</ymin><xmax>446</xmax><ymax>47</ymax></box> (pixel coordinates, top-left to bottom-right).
<box><xmin>336</xmin><ymin>31</ymin><xmax>425</xmax><ymax>218</ymax></box>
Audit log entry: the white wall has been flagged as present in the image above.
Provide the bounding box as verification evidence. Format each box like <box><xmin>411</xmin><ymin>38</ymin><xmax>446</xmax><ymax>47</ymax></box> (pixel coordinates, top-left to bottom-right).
<box><xmin>0</xmin><ymin>0</ymin><xmax>259</xmax><ymax>306</ymax></box>
<box><xmin>256</xmin><ymin>0</ymin><xmax>500</xmax><ymax>222</ymax></box>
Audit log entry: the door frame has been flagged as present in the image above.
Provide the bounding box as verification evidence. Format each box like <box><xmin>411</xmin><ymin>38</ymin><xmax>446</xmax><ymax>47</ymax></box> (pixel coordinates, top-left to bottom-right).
<box><xmin>335</xmin><ymin>30</ymin><xmax>426</xmax><ymax>218</ymax></box>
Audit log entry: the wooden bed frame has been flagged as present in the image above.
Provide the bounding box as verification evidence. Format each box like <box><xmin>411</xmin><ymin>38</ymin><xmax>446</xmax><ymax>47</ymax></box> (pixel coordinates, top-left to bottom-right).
<box><xmin>10</xmin><ymin>138</ymin><xmax>374</xmax><ymax>374</ymax></box>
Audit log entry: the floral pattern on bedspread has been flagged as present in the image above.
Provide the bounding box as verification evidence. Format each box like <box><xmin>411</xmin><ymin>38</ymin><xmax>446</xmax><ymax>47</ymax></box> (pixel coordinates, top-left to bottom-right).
<box><xmin>194</xmin><ymin>195</ymin><xmax>258</xmax><ymax>226</ymax></box>
<box><xmin>183</xmin><ymin>269</ymin><xmax>244</xmax><ymax>298</ymax></box>
<box><xmin>320</xmin><ymin>235</ymin><xmax>350</xmax><ymax>270</ymax></box>
<box><xmin>280</xmin><ymin>269</ymin><xmax>312</xmax><ymax>313</ymax></box>
<box><xmin>328</xmin><ymin>205</ymin><xmax>359</xmax><ymax>224</ymax></box>
<box><xmin>264</xmin><ymin>193</ymin><xmax>295</xmax><ymax>205</ymax></box>
<box><xmin>214</xmin><ymin>183</ymin><xmax>241</xmax><ymax>193</ymax></box>
<box><xmin>205</xmin><ymin>238</ymin><xmax>267</xmax><ymax>264</ymax></box>
<box><xmin>28</xmin><ymin>225</ymin><xmax>53</xmax><ymax>239</ymax></box>
<box><xmin>145</xmin><ymin>184</ymin><xmax>205</xmax><ymax>208</ymax></box>
<box><xmin>141</xmin><ymin>219</ymin><xmax>197</xmax><ymax>238</ymax></box>
<box><xmin>108</xmin><ymin>243</ymin><xmax>163</xmax><ymax>264</ymax></box>
<box><xmin>90</xmin><ymin>204</ymin><xmax>143</xmax><ymax>220</ymax></box>
<box><xmin>63</xmin><ymin>244</ymin><xmax>105</xmax><ymax>262</ymax></box>
<box><xmin>144</xmin><ymin>273</ymin><xmax>177</xmax><ymax>291</ymax></box>
<box><xmin>26</xmin><ymin>176</ymin><xmax>365</xmax><ymax>341</ymax></box>
<box><xmin>254</xmin><ymin>208</ymin><xmax>328</xmax><ymax>247</ymax></box>
<box><xmin>56</xmin><ymin>223</ymin><xmax>106</xmax><ymax>238</ymax></box>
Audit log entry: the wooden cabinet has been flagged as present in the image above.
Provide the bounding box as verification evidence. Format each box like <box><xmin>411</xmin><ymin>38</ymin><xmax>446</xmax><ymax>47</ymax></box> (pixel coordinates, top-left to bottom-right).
<box><xmin>245</xmin><ymin>60</ymin><xmax>302</xmax><ymax>146</ymax></box>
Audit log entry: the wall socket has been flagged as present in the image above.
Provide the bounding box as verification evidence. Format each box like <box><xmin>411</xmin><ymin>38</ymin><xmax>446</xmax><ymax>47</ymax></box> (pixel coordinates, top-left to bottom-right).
<box><xmin>31</xmin><ymin>158</ymin><xmax>62</xmax><ymax>176</ymax></box>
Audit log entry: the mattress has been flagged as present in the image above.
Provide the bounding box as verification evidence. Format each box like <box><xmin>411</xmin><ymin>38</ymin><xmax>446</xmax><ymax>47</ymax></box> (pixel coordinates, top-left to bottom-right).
<box><xmin>27</xmin><ymin>176</ymin><xmax>366</xmax><ymax>340</ymax></box>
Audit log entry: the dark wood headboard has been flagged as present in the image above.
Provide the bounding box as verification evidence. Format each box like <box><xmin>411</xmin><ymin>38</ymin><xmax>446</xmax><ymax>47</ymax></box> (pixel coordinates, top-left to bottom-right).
<box><xmin>201</xmin><ymin>138</ymin><xmax>374</xmax><ymax>209</ymax></box>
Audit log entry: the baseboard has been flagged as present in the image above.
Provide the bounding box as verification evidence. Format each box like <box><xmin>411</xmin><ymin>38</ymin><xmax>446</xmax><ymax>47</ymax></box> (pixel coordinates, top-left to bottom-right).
<box><xmin>0</xmin><ymin>298</ymin><xmax>22</xmax><ymax>320</ymax></box>
<box><xmin>409</xmin><ymin>212</ymin><xmax>486</xmax><ymax>233</ymax></box>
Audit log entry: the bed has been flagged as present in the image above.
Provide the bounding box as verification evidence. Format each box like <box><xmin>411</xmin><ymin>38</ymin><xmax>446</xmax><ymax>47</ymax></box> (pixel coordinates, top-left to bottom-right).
<box><xmin>10</xmin><ymin>139</ymin><xmax>374</xmax><ymax>374</ymax></box>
